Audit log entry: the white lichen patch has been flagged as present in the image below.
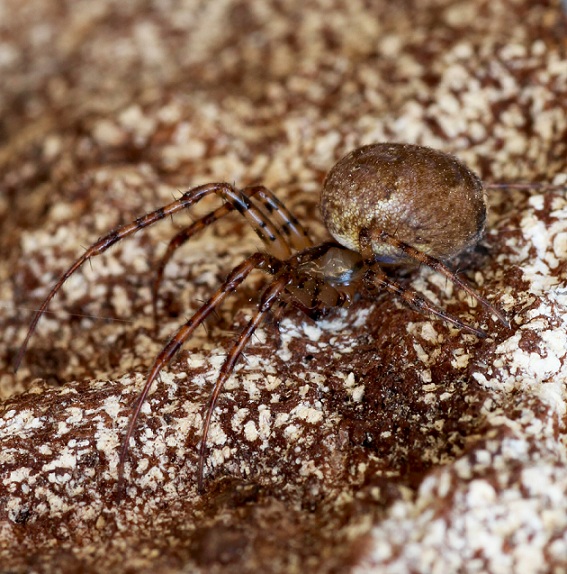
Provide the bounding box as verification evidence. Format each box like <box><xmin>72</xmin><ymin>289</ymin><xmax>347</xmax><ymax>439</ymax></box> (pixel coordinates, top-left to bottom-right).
<box><xmin>0</xmin><ymin>409</ymin><xmax>45</xmax><ymax>440</ymax></box>
<box><xmin>451</xmin><ymin>348</ymin><xmax>471</xmax><ymax>369</ymax></box>
<box><xmin>356</xmin><ymin>458</ymin><xmax>567</xmax><ymax>574</ymax></box>
<box><xmin>350</xmin><ymin>385</ymin><xmax>365</xmax><ymax>402</ymax></box>
<box><xmin>95</xmin><ymin>427</ymin><xmax>120</xmax><ymax>455</ymax></box>
<box><xmin>290</xmin><ymin>403</ymin><xmax>324</xmax><ymax>425</ymax></box>
<box><xmin>110</xmin><ymin>285</ymin><xmax>133</xmax><ymax>318</ymax></box>
<box><xmin>206</xmin><ymin>420</ymin><xmax>228</xmax><ymax>447</ymax></box>
<box><xmin>283</xmin><ymin>423</ymin><xmax>302</xmax><ymax>442</ymax></box>
<box><xmin>299</xmin><ymin>459</ymin><xmax>324</xmax><ymax>480</ymax></box>
<box><xmin>7</xmin><ymin>467</ymin><xmax>31</xmax><ymax>484</ymax></box>
<box><xmin>274</xmin><ymin>412</ymin><xmax>290</xmax><ymax>428</ymax></box>
<box><xmin>342</xmin><ymin>372</ymin><xmax>365</xmax><ymax>402</ymax></box>
<box><xmin>37</xmin><ymin>444</ymin><xmax>53</xmax><ymax>456</ymax></box>
<box><xmin>42</xmin><ymin>447</ymin><xmax>77</xmax><ymax>473</ymax></box>
<box><xmin>231</xmin><ymin>407</ymin><xmax>249</xmax><ymax>432</ymax></box>
<box><xmin>64</xmin><ymin>407</ymin><xmax>84</xmax><ymax>425</ymax></box>
<box><xmin>474</xmin><ymin>309</ymin><xmax>567</xmax><ymax>418</ymax></box>
<box><xmin>301</xmin><ymin>323</ymin><xmax>323</xmax><ymax>342</ymax></box>
<box><xmin>208</xmin><ymin>445</ymin><xmax>233</xmax><ymax>471</ymax></box>
<box><xmin>257</xmin><ymin>407</ymin><xmax>272</xmax><ymax>439</ymax></box>
<box><xmin>241</xmin><ymin>378</ymin><xmax>260</xmax><ymax>400</ymax></box>
<box><xmin>243</xmin><ymin>420</ymin><xmax>258</xmax><ymax>442</ymax></box>
<box><xmin>136</xmin><ymin>465</ymin><xmax>165</xmax><ymax>491</ymax></box>
<box><xmin>118</xmin><ymin>105</ymin><xmax>156</xmax><ymax>143</ymax></box>
<box><xmin>519</xmin><ymin>195</ymin><xmax>567</xmax><ymax>290</ymax></box>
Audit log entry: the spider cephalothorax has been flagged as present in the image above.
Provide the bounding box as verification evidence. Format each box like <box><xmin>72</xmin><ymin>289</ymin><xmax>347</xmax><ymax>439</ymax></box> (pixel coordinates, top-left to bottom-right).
<box><xmin>16</xmin><ymin>142</ymin><xmax>508</xmax><ymax>492</ymax></box>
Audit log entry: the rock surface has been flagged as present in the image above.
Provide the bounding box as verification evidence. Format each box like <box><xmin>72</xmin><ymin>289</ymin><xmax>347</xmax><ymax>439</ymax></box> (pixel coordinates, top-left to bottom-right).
<box><xmin>1</xmin><ymin>1</ymin><xmax>566</xmax><ymax>572</ymax></box>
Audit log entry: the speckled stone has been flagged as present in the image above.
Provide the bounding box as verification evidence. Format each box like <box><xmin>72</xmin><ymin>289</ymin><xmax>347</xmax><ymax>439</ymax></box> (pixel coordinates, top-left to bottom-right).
<box><xmin>1</xmin><ymin>1</ymin><xmax>566</xmax><ymax>573</ymax></box>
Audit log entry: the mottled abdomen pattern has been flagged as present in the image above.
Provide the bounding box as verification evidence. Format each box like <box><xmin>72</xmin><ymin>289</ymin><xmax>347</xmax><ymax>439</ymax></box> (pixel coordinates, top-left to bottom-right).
<box><xmin>320</xmin><ymin>143</ymin><xmax>486</xmax><ymax>262</ymax></box>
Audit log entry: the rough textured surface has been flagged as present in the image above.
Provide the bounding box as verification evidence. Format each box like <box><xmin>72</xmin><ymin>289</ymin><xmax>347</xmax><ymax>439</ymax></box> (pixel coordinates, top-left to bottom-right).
<box><xmin>1</xmin><ymin>0</ymin><xmax>566</xmax><ymax>572</ymax></box>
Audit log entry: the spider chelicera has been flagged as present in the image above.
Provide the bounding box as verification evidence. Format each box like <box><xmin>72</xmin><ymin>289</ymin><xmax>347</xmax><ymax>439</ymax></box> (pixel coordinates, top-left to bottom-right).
<box><xmin>15</xmin><ymin>142</ymin><xmax>509</xmax><ymax>492</ymax></box>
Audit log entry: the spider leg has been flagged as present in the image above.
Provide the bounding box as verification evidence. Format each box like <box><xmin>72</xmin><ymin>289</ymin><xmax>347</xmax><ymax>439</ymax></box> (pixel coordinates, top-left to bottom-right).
<box><xmin>117</xmin><ymin>251</ymin><xmax>282</xmax><ymax>496</ymax></box>
<box><xmin>197</xmin><ymin>271</ymin><xmax>293</xmax><ymax>491</ymax></box>
<box><xmin>15</xmin><ymin>182</ymin><xmax>292</xmax><ymax>370</ymax></box>
<box><xmin>151</xmin><ymin>185</ymin><xmax>313</xmax><ymax>326</ymax></box>
<box><xmin>362</xmin><ymin>263</ymin><xmax>486</xmax><ymax>338</ymax></box>
<box><xmin>369</xmin><ymin>230</ymin><xmax>509</xmax><ymax>327</ymax></box>
<box><xmin>218</xmin><ymin>185</ymin><xmax>296</xmax><ymax>260</ymax></box>
<box><xmin>289</xmin><ymin>292</ymin><xmax>347</xmax><ymax>321</ymax></box>
<box><xmin>151</xmin><ymin>202</ymin><xmax>249</xmax><ymax>328</ymax></box>
<box><xmin>196</xmin><ymin>241</ymin><xmax>340</xmax><ymax>489</ymax></box>
<box><xmin>358</xmin><ymin>222</ymin><xmax>486</xmax><ymax>336</ymax></box>
<box><xmin>249</xmin><ymin>185</ymin><xmax>313</xmax><ymax>251</ymax></box>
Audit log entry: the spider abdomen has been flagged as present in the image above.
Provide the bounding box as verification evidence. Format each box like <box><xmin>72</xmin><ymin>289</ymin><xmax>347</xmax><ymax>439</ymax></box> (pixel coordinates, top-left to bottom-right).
<box><xmin>320</xmin><ymin>143</ymin><xmax>487</xmax><ymax>263</ymax></box>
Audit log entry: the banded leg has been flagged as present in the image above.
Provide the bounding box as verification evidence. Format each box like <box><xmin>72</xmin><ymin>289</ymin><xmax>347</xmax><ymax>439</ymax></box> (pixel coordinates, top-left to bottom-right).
<box><xmin>197</xmin><ymin>271</ymin><xmax>293</xmax><ymax>490</ymax></box>
<box><xmin>362</xmin><ymin>262</ymin><xmax>486</xmax><ymax>338</ymax></box>
<box><xmin>369</xmin><ymin>229</ymin><xmax>509</xmax><ymax>327</ymax></box>
<box><xmin>117</xmin><ymin>251</ymin><xmax>282</xmax><ymax>495</ymax></box>
<box><xmin>216</xmin><ymin>185</ymin><xmax>295</xmax><ymax>260</ymax></box>
<box><xmin>195</xmin><ymin>241</ymin><xmax>345</xmax><ymax>489</ymax></box>
<box><xmin>151</xmin><ymin>185</ymin><xmax>314</xmax><ymax>325</ymax></box>
<box><xmin>358</xmin><ymin>221</ymin><xmax>487</xmax><ymax>336</ymax></box>
<box><xmin>250</xmin><ymin>185</ymin><xmax>313</xmax><ymax>251</ymax></box>
<box><xmin>15</xmin><ymin>182</ymin><xmax>288</xmax><ymax>370</ymax></box>
<box><xmin>151</xmin><ymin>200</ymin><xmax>259</xmax><ymax>326</ymax></box>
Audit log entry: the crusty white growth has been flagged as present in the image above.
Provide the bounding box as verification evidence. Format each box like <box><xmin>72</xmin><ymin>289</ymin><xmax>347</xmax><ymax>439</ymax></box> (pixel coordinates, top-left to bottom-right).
<box><xmin>1</xmin><ymin>1</ymin><xmax>566</xmax><ymax>572</ymax></box>
<box><xmin>353</xmin><ymin>186</ymin><xmax>567</xmax><ymax>573</ymax></box>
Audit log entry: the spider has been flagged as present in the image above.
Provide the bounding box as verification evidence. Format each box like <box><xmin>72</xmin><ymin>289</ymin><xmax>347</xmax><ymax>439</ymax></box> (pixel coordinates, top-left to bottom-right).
<box><xmin>15</xmin><ymin>142</ymin><xmax>510</xmax><ymax>493</ymax></box>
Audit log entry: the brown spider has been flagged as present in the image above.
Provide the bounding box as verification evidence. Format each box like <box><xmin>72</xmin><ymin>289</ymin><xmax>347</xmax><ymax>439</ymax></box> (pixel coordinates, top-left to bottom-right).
<box><xmin>15</xmin><ymin>142</ymin><xmax>509</xmax><ymax>493</ymax></box>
